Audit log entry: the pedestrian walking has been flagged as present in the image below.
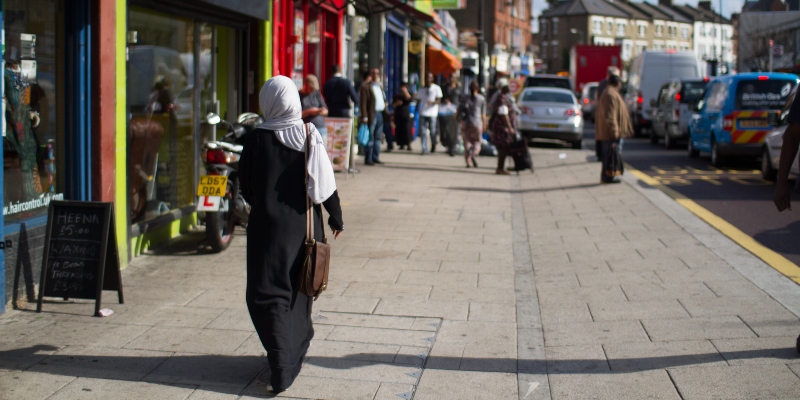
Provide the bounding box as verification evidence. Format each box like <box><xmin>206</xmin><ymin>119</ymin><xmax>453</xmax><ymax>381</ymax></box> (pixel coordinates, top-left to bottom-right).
<box><xmin>238</xmin><ymin>76</ymin><xmax>344</xmax><ymax>394</ymax></box>
<box><xmin>595</xmin><ymin>66</ymin><xmax>621</xmax><ymax>161</ymax></box>
<box><xmin>490</xmin><ymin>85</ymin><xmax>518</xmax><ymax>175</ymax></box>
<box><xmin>443</xmin><ymin>77</ymin><xmax>463</xmax><ymax>106</ymax></box>
<box><xmin>392</xmin><ymin>83</ymin><xmax>413</xmax><ymax>151</ymax></box>
<box><xmin>771</xmin><ymin>89</ymin><xmax>800</xmax><ymax>355</ymax></box>
<box><xmin>323</xmin><ymin>65</ymin><xmax>359</xmax><ymax>118</ymax></box>
<box><xmin>300</xmin><ymin>74</ymin><xmax>329</xmax><ymax>143</ymax></box>
<box><xmin>594</xmin><ymin>74</ymin><xmax>632</xmax><ymax>184</ymax></box>
<box><xmin>416</xmin><ymin>72</ymin><xmax>443</xmax><ymax>154</ymax></box>
<box><xmin>459</xmin><ymin>81</ymin><xmax>486</xmax><ymax>168</ymax></box>
<box><xmin>438</xmin><ymin>96</ymin><xmax>459</xmax><ymax>156</ymax></box>
<box><xmin>359</xmin><ymin>68</ymin><xmax>388</xmax><ymax>165</ymax></box>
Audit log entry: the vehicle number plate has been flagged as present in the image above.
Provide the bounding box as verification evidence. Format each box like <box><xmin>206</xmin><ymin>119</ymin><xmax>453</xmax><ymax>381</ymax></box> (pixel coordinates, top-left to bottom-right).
<box><xmin>197</xmin><ymin>175</ymin><xmax>228</xmax><ymax>196</ymax></box>
<box><xmin>739</xmin><ymin>119</ymin><xmax>768</xmax><ymax>128</ymax></box>
<box><xmin>539</xmin><ymin>123</ymin><xmax>559</xmax><ymax>129</ymax></box>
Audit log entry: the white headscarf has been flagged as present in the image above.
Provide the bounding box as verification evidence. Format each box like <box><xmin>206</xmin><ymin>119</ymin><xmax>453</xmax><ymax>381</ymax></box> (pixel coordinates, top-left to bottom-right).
<box><xmin>257</xmin><ymin>76</ymin><xmax>336</xmax><ymax>204</ymax></box>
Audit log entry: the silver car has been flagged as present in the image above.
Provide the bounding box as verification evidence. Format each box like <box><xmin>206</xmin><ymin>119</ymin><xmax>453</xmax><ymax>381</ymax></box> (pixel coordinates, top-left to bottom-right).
<box><xmin>517</xmin><ymin>87</ymin><xmax>584</xmax><ymax>149</ymax></box>
<box><xmin>651</xmin><ymin>78</ymin><xmax>710</xmax><ymax>148</ymax></box>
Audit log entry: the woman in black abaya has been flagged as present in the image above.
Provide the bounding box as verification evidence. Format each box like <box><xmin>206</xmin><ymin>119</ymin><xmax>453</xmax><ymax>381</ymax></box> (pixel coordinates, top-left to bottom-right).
<box><xmin>239</xmin><ymin>76</ymin><xmax>343</xmax><ymax>394</ymax></box>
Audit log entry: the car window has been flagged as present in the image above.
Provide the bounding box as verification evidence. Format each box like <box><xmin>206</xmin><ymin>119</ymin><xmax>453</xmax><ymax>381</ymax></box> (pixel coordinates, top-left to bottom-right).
<box><xmin>524</xmin><ymin>77</ymin><xmax>572</xmax><ymax>90</ymax></box>
<box><xmin>588</xmin><ymin>86</ymin><xmax>598</xmax><ymax>100</ymax></box>
<box><xmin>658</xmin><ymin>84</ymin><xmax>670</xmax><ymax>105</ymax></box>
<box><xmin>680</xmin><ymin>81</ymin><xmax>709</xmax><ymax>103</ymax></box>
<box><xmin>734</xmin><ymin>79</ymin><xmax>796</xmax><ymax>110</ymax></box>
<box><xmin>521</xmin><ymin>91</ymin><xmax>575</xmax><ymax>104</ymax></box>
<box><xmin>705</xmin><ymin>82</ymin><xmax>728</xmax><ymax>112</ymax></box>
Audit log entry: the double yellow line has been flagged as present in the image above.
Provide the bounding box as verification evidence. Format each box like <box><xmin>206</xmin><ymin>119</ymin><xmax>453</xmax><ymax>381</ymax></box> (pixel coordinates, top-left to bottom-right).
<box><xmin>627</xmin><ymin>165</ymin><xmax>800</xmax><ymax>285</ymax></box>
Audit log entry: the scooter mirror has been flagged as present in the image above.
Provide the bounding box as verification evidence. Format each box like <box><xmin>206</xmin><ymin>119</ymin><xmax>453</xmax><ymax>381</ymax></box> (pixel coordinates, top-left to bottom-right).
<box><xmin>205</xmin><ymin>113</ymin><xmax>221</xmax><ymax>125</ymax></box>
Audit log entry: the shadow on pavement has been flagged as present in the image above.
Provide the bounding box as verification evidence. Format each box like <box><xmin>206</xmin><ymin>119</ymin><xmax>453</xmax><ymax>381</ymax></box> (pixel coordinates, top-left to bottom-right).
<box><xmin>141</xmin><ymin>230</ymin><xmax>233</xmax><ymax>257</ymax></box>
<box><xmin>445</xmin><ymin>183</ymin><xmax>601</xmax><ymax>193</ymax></box>
<box><xmin>753</xmin><ymin>220</ymin><xmax>800</xmax><ymax>256</ymax></box>
<box><xmin>3</xmin><ymin>344</ymin><xmax>798</xmax><ymax>396</ymax></box>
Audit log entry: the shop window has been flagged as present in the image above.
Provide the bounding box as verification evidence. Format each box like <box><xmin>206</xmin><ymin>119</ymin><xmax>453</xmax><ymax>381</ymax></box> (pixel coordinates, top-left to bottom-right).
<box><xmin>127</xmin><ymin>7</ymin><xmax>221</xmax><ymax>224</ymax></box>
<box><xmin>3</xmin><ymin>0</ymin><xmax>64</xmax><ymax>223</ymax></box>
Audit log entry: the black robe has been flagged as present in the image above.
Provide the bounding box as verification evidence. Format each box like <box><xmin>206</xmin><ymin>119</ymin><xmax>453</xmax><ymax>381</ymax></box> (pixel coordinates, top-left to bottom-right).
<box><xmin>239</xmin><ymin>128</ymin><xmax>344</xmax><ymax>392</ymax></box>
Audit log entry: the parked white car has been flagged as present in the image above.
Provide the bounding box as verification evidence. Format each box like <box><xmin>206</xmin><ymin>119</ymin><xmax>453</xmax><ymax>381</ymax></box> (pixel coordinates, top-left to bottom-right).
<box><xmin>516</xmin><ymin>87</ymin><xmax>584</xmax><ymax>149</ymax></box>
<box><xmin>762</xmin><ymin>88</ymin><xmax>800</xmax><ymax>181</ymax></box>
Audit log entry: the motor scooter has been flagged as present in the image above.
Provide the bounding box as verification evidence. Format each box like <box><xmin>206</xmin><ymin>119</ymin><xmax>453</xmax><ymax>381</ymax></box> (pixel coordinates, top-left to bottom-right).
<box><xmin>198</xmin><ymin>112</ymin><xmax>262</xmax><ymax>251</ymax></box>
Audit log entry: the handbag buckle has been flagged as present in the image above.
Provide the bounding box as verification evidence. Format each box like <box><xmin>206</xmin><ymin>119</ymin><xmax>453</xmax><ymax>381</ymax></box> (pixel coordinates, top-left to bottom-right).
<box><xmin>306</xmin><ymin>239</ymin><xmax>316</xmax><ymax>245</ymax></box>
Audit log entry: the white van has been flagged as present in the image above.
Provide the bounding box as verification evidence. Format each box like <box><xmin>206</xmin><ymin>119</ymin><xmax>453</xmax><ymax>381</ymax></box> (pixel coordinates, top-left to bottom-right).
<box><xmin>625</xmin><ymin>51</ymin><xmax>703</xmax><ymax>135</ymax></box>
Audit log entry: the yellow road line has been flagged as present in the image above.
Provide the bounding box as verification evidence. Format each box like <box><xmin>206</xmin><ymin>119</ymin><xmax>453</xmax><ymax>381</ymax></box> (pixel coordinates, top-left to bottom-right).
<box><xmin>627</xmin><ymin>165</ymin><xmax>800</xmax><ymax>284</ymax></box>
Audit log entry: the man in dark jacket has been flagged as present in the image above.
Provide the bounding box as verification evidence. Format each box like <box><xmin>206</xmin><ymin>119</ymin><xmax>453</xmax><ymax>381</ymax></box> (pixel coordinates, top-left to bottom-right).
<box><xmin>359</xmin><ymin>68</ymin><xmax>387</xmax><ymax>165</ymax></box>
<box><xmin>323</xmin><ymin>65</ymin><xmax>359</xmax><ymax>118</ymax></box>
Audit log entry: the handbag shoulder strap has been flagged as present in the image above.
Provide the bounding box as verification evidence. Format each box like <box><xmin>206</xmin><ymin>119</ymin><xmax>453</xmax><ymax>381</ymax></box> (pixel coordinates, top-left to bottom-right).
<box><xmin>304</xmin><ymin>124</ymin><xmax>327</xmax><ymax>243</ymax></box>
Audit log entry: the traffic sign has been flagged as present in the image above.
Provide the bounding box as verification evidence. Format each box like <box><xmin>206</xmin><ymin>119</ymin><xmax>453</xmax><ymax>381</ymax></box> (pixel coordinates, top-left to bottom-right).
<box><xmin>508</xmin><ymin>78</ymin><xmax>523</xmax><ymax>96</ymax></box>
<box><xmin>773</xmin><ymin>45</ymin><xmax>784</xmax><ymax>57</ymax></box>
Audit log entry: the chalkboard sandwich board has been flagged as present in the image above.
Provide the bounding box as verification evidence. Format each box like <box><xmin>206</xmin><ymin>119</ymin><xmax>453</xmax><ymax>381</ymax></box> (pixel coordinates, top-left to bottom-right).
<box><xmin>37</xmin><ymin>201</ymin><xmax>123</xmax><ymax>316</ymax></box>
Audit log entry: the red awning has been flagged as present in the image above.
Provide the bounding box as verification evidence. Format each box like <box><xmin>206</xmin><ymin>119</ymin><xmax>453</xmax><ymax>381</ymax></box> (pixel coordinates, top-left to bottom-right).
<box><xmin>427</xmin><ymin>47</ymin><xmax>462</xmax><ymax>76</ymax></box>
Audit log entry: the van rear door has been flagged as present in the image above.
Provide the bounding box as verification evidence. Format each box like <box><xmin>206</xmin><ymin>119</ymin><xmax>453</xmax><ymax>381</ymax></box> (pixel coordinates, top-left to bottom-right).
<box><xmin>730</xmin><ymin>78</ymin><xmax>796</xmax><ymax>145</ymax></box>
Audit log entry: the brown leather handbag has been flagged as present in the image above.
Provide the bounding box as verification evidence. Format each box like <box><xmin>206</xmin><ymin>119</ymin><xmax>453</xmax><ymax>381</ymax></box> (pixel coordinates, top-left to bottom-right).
<box><xmin>297</xmin><ymin>124</ymin><xmax>330</xmax><ymax>300</ymax></box>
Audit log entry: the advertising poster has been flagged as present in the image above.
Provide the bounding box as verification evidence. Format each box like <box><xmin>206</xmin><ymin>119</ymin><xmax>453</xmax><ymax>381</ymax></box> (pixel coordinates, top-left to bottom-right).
<box><xmin>324</xmin><ymin>117</ymin><xmax>353</xmax><ymax>172</ymax></box>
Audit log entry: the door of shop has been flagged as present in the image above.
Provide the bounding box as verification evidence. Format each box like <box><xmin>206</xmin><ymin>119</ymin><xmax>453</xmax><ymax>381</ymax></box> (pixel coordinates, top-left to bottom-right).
<box><xmin>385</xmin><ymin>15</ymin><xmax>406</xmax><ymax>105</ymax></box>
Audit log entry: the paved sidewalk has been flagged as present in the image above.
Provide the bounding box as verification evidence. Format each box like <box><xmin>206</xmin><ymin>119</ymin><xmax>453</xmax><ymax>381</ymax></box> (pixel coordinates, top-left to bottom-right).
<box><xmin>2</xmin><ymin>146</ymin><xmax>800</xmax><ymax>399</ymax></box>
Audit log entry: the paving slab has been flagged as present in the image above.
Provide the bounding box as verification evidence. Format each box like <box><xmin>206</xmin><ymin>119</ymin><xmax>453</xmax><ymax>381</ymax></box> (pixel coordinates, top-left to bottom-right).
<box><xmin>48</xmin><ymin>377</ymin><xmax>197</xmax><ymax>399</ymax></box>
<box><xmin>414</xmin><ymin>370</ymin><xmax>518</xmax><ymax>400</ymax></box>
<box><xmin>668</xmin><ymin>365</ymin><xmax>800</xmax><ymax>399</ymax></box>
<box><xmin>545</xmin><ymin>344</ymin><xmax>610</xmax><ymax>373</ymax></box>
<box><xmin>548</xmin><ymin>370</ymin><xmax>681</xmax><ymax>400</ymax></box>
<box><xmin>28</xmin><ymin>346</ymin><xmax>171</xmax><ymax>381</ymax></box>
<box><xmin>642</xmin><ymin>316</ymin><xmax>758</xmax><ymax>342</ymax></box>
<box><xmin>604</xmin><ymin>340</ymin><xmax>726</xmax><ymax>371</ymax></box>
<box><xmin>124</xmin><ymin>326</ymin><xmax>250</xmax><ymax>355</ymax></box>
<box><xmin>0</xmin><ymin>370</ymin><xmax>75</xmax><ymax>400</ymax></box>
<box><xmin>711</xmin><ymin>337</ymin><xmax>800</xmax><ymax>366</ymax></box>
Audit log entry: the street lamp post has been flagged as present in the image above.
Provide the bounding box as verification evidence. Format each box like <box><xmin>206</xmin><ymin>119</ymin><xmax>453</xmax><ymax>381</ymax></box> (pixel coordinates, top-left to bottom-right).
<box><xmin>478</xmin><ymin>0</ymin><xmax>485</xmax><ymax>88</ymax></box>
<box><xmin>570</xmin><ymin>28</ymin><xmax>583</xmax><ymax>44</ymax></box>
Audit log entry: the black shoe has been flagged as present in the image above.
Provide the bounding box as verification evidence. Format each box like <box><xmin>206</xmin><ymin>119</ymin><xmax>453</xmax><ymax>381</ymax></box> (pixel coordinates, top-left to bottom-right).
<box><xmin>373</xmin><ymin>160</ymin><xmax>384</xmax><ymax>164</ymax></box>
<box><xmin>407</xmin><ymin>147</ymin><xmax>413</xmax><ymax>151</ymax></box>
<box><xmin>472</xmin><ymin>159</ymin><xmax>478</xmax><ymax>168</ymax></box>
<box><xmin>431</xmin><ymin>145</ymin><xmax>437</xmax><ymax>153</ymax></box>
<box><xmin>365</xmin><ymin>162</ymin><xmax>375</xmax><ymax>166</ymax></box>
<box><xmin>796</xmin><ymin>333</ymin><xmax>800</xmax><ymax>355</ymax></box>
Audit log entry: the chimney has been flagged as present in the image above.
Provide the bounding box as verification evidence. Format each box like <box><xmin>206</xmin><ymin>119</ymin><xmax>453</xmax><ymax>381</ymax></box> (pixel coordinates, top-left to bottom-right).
<box><xmin>698</xmin><ymin>1</ymin><xmax>712</xmax><ymax>10</ymax></box>
<box><xmin>659</xmin><ymin>0</ymin><xmax>673</xmax><ymax>7</ymax></box>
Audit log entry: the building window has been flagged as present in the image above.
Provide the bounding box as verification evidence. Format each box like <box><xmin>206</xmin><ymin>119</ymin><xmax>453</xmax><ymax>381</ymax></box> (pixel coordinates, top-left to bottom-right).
<box><xmin>655</xmin><ymin>24</ymin><xmax>663</xmax><ymax>37</ymax></box>
<box><xmin>711</xmin><ymin>27</ymin><xmax>717</xmax><ymax>37</ymax></box>
<box><xmin>552</xmin><ymin>43</ymin><xmax>558</xmax><ymax>58</ymax></box>
<box><xmin>681</xmin><ymin>27</ymin><xmax>689</xmax><ymax>39</ymax></box>
<box><xmin>553</xmin><ymin>18</ymin><xmax>558</xmax><ymax>35</ymax></box>
<box><xmin>638</xmin><ymin>24</ymin><xmax>646</xmax><ymax>38</ymax></box>
<box><xmin>616</xmin><ymin>22</ymin><xmax>625</xmax><ymax>36</ymax></box>
<box><xmin>607</xmin><ymin>21</ymin><xmax>612</xmax><ymax>34</ymax></box>
<box><xmin>541</xmin><ymin>19</ymin><xmax>547</xmax><ymax>36</ymax></box>
<box><xmin>593</xmin><ymin>20</ymin><xmax>602</xmax><ymax>34</ymax></box>
<box><xmin>4</xmin><ymin>0</ymin><xmax>64</xmax><ymax>223</ymax></box>
<box><xmin>541</xmin><ymin>43</ymin><xmax>548</xmax><ymax>59</ymax></box>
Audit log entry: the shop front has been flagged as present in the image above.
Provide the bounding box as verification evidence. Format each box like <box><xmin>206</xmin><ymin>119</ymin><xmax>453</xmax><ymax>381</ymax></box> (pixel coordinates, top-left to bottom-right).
<box><xmin>273</xmin><ymin>0</ymin><xmax>345</xmax><ymax>88</ymax></box>
<box><xmin>1</xmin><ymin>0</ymin><xmax>95</xmax><ymax>312</ymax></box>
<box><xmin>125</xmin><ymin>0</ymin><xmax>269</xmax><ymax>256</ymax></box>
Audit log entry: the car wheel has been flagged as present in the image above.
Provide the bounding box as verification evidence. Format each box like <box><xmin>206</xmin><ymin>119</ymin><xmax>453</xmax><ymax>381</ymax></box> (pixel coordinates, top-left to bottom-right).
<box><xmin>571</xmin><ymin>140</ymin><xmax>582</xmax><ymax>149</ymax></box>
<box><xmin>687</xmin><ymin>137</ymin><xmax>699</xmax><ymax>158</ymax></box>
<box><xmin>761</xmin><ymin>147</ymin><xmax>777</xmax><ymax>181</ymax></box>
<box><xmin>711</xmin><ymin>137</ymin><xmax>724</xmax><ymax>167</ymax></box>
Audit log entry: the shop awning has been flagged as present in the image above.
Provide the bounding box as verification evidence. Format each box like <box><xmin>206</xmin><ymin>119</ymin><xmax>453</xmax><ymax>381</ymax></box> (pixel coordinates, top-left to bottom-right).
<box><xmin>427</xmin><ymin>47</ymin><xmax>462</xmax><ymax>76</ymax></box>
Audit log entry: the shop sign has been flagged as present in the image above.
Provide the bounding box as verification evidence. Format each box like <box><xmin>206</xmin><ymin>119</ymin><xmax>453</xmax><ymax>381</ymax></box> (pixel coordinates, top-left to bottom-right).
<box><xmin>508</xmin><ymin>78</ymin><xmax>523</xmax><ymax>96</ymax></box>
<box><xmin>431</xmin><ymin>0</ymin><xmax>466</xmax><ymax>9</ymax></box>
<box><xmin>458</xmin><ymin>30</ymin><xmax>478</xmax><ymax>48</ymax></box>
<box><xmin>409</xmin><ymin>41</ymin><xmax>423</xmax><ymax>55</ymax></box>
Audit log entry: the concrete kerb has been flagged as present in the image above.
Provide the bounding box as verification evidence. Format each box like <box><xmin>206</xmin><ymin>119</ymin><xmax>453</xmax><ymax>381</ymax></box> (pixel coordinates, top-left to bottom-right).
<box><xmin>620</xmin><ymin>169</ymin><xmax>800</xmax><ymax>320</ymax></box>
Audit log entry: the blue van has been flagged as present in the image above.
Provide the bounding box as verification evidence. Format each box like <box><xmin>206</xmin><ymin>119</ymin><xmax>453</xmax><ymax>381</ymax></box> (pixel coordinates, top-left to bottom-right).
<box><xmin>688</xmin><ymin>72</ymin><xmax>799</xmax><ymax>166</ymax></box>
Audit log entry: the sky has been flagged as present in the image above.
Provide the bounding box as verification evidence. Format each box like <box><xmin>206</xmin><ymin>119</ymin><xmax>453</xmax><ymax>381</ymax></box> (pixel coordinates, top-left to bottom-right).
<box><xmin>531</xmin><ymin>0</ymin><xmax>747</xmax><ymax>31</ymax></box>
